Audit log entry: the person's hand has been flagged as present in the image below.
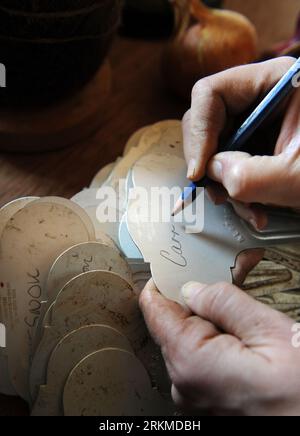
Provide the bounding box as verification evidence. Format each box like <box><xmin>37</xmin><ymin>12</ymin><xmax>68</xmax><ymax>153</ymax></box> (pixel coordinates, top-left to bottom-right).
<box><xmin>140</xmin><ymin>279</ymin><xmax>300</xmax><ymax>416</ymax></box>
<box><xmin>183</xmin><ymin>56</ymin><xmax>300</xmax><ymax>230</ymax></box>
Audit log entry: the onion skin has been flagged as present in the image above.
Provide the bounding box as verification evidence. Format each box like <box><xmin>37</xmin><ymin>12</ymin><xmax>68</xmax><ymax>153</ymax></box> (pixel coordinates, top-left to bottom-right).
<box><xmin>162</xmin><ymin>0</ymin><xmax>258</xmax><ymax>100</ymax></box>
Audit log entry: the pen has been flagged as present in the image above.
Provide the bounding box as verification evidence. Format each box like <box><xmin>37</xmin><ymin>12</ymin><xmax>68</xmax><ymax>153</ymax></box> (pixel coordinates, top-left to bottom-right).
<box><xmin>172</xmin><ymin>56</ymin><xmax>300</xmax><ymax>216</ymax></box>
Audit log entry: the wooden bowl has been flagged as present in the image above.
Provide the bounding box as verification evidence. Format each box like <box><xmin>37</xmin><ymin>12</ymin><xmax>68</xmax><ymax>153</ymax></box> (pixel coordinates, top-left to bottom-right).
<box><xmin>0</xmin><ymin>0</ymin><xmax>122</xmax><ymax>107</ymax></box>
<box><xmin>0</xmin><ymin>2</ymin><xmax>121</xmax><ymax>39</ymax></box>
<box><xmin>0</xmin><ymin>1</ymin><xmax>103</xmax><ymax>12</ymax></box>
<box><xmin>0</xmin><ymin>61</ymin><xmax>112</xmax><ymax>152</ymax></box>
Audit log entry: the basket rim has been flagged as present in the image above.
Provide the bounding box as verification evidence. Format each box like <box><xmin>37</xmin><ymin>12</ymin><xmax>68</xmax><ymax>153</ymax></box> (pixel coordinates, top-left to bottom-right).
<box><xmin>0</xmin><ymin>1</ymin><xmax>121</xmax><ymax>18</ymax></box>
<box><xmin>0</xmin><ymin>23</ymin><xmax>119</xmax><ymax>43</ymax></box>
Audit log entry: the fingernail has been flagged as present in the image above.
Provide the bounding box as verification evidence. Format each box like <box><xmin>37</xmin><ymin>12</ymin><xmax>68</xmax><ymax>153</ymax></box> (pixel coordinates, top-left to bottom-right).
<box><xmin>187</xmin><ymin>159</ymin><xmax>197</xmax><ymax>179</ymax></box>
<box><xmin>210</xmin><ymin>160</ymin><xmax>223</xmax><ymax>181</ymax></box>
<box><xmin>181</xmin><ymin>281</ymin><xmax>206</xmax><ymax>301</ymax></box>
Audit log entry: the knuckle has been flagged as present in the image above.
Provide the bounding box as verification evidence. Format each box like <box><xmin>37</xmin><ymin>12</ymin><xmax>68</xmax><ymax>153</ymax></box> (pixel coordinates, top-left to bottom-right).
<box><xmin>216</xmin><ymin>281</ymin><xmax>234</xmax><ymax>293</ymax></box>
<box><xmin>191</xmin><ymin>81</ymin><xmax>201</xmax><ymax>101</ymax></box>
<box><xmin>182</xmin><ymin>109</ymin><xmax>191</xmax><ymax>126</ymax></box>
<box><xmin>264</xmin><ymin>57</ymin><xmax>297</xmax><ymax>86</ymax></box>
<box><xmin>138</xmin><ymin>289</ymin><xmax>148</xmax><ymax>311</ymax></box>
<box><xmin>226</xmin><ymin>161</ymin><xmax>251</xmax><ymax>200</ymax></box>
<box><xmin>179</xmin><ymin>317</ymin><xmax>202</xmax><ymax>348</ymax></box>
<box><xmin>207</xmin><ymin>282</ymin><xmax>233</xmax><ymax>314</ymax></box>
<box><xmin>279</xmin><ymin>56</ymin><xmax>297</xmax><ymax>68</ymax></box>
<box><xmin>213</xmin><ymin>282</ymin><xmax>234</xmax><ymax>301</ymax></box>
<box><xmin>190</xmin><ymin>124</ymin><xmax>208</xmax><ymax>143</ymax></box>
<box><xmin>191</xmin><ymin>77</ymin><xmax>211</xmax><ymax>101</ymax></box>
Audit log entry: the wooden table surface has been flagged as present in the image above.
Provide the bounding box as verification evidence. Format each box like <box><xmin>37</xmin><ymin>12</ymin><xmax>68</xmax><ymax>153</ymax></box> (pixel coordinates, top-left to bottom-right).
<box><xmin>0</xmin><ymin>36</ymin><xmax>187</xmax><ymax>415</ymax></box>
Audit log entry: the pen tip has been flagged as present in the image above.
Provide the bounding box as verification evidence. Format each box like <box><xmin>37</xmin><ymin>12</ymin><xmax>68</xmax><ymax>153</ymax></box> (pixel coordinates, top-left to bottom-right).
<box><xmin>171</xmin><ymin>198</ymin><xmax>185</xmax><ymax>217</ymax></box>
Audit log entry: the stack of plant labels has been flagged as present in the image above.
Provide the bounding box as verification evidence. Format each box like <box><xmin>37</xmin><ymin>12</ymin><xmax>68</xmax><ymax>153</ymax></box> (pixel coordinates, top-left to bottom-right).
<box><xmin>0</xmin><ymin>121</ymin><xmax>183</xmax><ymax>415</ymax></box>
<box><xmin>0</xmin><ymin>194</ymin><xmax>174</xmax><ymax>414</ymax></box>
<box><xmin>1</xmin><ymin>119</ymin><xmax>300</xmax><ymax>415</ymax></box>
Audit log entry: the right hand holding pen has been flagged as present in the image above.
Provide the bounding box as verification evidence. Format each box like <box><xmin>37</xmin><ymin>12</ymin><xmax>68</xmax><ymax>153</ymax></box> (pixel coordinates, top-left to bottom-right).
<box><xmin>183</xmin><ymin>56</ymin><xmax>300</xmax><ymax>230</ymax></box>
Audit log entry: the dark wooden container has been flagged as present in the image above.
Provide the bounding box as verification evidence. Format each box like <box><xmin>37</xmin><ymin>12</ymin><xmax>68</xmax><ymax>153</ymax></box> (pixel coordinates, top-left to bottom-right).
<box><xmin>0</xmin><ymin>0</ymin><xmax>122</xmax><ymax>107</ymax></box>
<box><xmin>0</xmin><ymin>1</ymin><xmax>106</xmax><ymax>13</ymax></box>
<box><xmin>0</xmin><ymin>1</ymin><xmax>120</xmax><ymax>39</ymax></box>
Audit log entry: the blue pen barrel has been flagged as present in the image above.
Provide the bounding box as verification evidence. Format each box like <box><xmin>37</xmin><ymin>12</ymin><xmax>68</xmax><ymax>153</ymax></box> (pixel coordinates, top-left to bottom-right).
<box><xmin>189</xmin><ymin>57</ymin><xmax>300</xmax><ymax>199</ymax></box>
<box><xmin>226</xmin><ymin>57</ymin><xmax>300</xmax><ymax>151</ymax></box>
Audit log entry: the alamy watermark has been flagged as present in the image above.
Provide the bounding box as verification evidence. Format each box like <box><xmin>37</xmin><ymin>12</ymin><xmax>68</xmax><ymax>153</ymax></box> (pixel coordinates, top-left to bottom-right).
<box><xmin>0</xmin><ymin>323</ymin><xmax>6</xmax><ymax>348</ymax></box>
<box><xmin>95</xmin><ymin>180</ymin><xmax>205</xmax><ymax>233</ymax></box>
<box><xmin>0</xmin><ymin>63</ymin><xmax>6</xmax><ymax>88</ymax></box>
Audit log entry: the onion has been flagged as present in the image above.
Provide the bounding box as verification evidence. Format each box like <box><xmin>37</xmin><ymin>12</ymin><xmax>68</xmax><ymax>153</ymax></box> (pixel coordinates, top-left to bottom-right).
<box><xmin>162</xmin><ymin>0</ymin><xmax>258</xmax><ymax>100</ymax></box>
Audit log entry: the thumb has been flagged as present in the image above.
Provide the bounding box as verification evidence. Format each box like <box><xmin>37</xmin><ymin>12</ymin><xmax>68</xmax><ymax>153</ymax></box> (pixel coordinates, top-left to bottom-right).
<box><xmin>207</xmin><ymin>151</ymin><xmax>299</xmax><ymax>207</ymax></box>
<box><xmin>181</xmin><ymin>281</ymin><xmax>289</xmax><ymax>341</ymax></box>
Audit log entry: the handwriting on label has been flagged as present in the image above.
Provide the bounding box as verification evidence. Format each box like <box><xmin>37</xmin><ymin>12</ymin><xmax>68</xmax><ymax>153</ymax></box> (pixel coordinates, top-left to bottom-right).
<box><xmin>82</xmin><ymin>256</ymin><xmax>93</xmax><ymax>273</ymax></box>
<box><xmin>25</xmin><ymin>269</ymin><xmax>42</xmax><ymax>329</ymax></box>
<box><xmin>160</xmin><ymin>225</ymin><xmax>187</xmax><ymax>267</ymax></box>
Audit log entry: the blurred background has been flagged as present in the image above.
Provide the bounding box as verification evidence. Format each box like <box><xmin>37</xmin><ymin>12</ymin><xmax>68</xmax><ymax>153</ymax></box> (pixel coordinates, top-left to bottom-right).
<box><xmin>1</xmin><ymin>0</ymin><xmax>299</xmax><ymax>110</ymax></box>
